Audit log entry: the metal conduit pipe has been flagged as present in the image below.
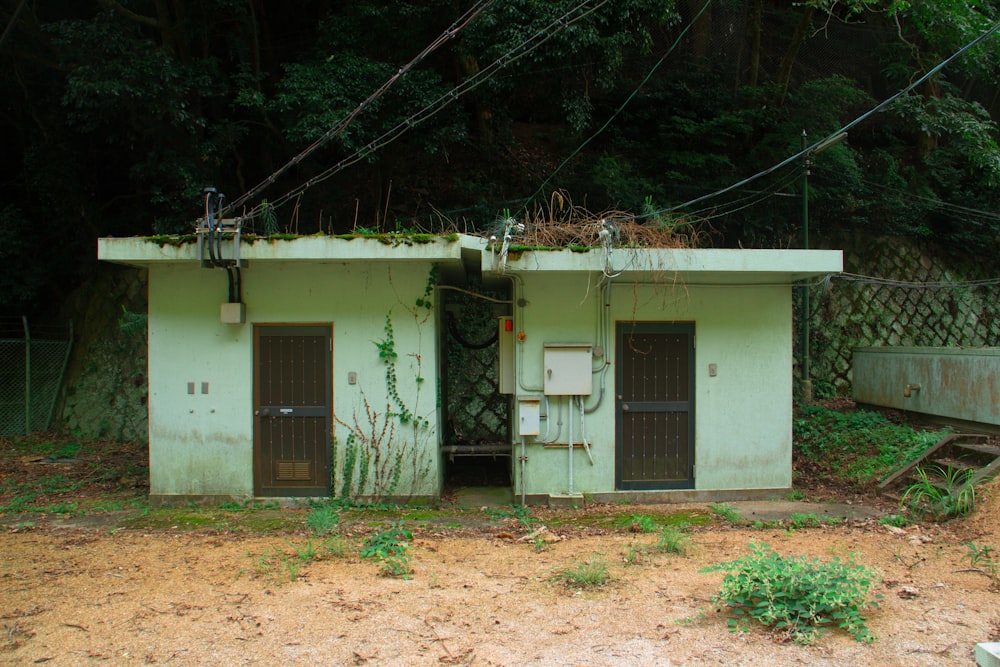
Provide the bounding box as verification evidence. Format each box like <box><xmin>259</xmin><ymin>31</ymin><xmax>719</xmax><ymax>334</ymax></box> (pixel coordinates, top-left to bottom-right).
<box><xmin>584</xmin><ymin>280</ymin><xmax>613</xmax><ymax>414</ymax></box>
<box><xmin>568</xmin><ymin>396</ymin><xmax>574</xmax><ymax>494</ymax></box>
<box><xmin>578</xmin><ymin>395</ymin><xmax>594</xmax><ymax>465</ymax></box>
<box><xmin>541</xmin><ymin>396</ymin><xmax>563</xmax><ymax>444</ymax></box>
<box><xmin>520</xmin><ymin>436</ymin><xmax>526</xmax><ymax>505</ymax></box>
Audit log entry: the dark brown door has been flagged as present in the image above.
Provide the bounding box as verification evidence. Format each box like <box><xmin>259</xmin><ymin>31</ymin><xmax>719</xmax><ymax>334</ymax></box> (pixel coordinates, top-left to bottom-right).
<box><xmin>254</xmin><ymin>325</ymin><xmax>332</xmax><ymax>496</ymax></box>
<box><xmin>616</xmin><ymin>323</ymin><xmax>694</xmax><ymax>490</ymax></box>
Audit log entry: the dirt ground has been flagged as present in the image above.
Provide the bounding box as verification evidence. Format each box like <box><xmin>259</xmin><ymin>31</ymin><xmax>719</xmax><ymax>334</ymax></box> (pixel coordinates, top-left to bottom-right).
<box><xmin>1</xmin><ymin>484</ymin><xmax>999</xmax><ymax>666</ymax></box>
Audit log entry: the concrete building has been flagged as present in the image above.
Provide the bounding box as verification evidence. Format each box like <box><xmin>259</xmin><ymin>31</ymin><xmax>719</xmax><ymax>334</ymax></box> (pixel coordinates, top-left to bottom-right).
<box><xmin>98</xmin><ymin>232</ymin><xmax>841</xmax><ymax>505</ymax></box>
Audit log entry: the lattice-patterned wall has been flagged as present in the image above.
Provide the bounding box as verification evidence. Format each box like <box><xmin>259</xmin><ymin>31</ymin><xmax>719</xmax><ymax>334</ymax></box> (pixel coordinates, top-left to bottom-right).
<box><xmin>799</xmin><ymin>237</ymin><xmax>1000</xmax><ymax>398</ymax></box>
<box><xmin>441</xmin><ymin>287</ymin><xmax>510</xmax><ymax>449</ymax></box>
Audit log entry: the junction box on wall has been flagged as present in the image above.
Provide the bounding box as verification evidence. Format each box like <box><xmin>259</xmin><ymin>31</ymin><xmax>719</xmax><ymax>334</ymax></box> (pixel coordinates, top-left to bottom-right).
<box><xmin>498</xmin><ymin>317</ymin><xmax>515</xmax><ymax>394</ymax></box>
<box><xmin>543</xmin><ymin>343</ymin><xmax>593</xmax><ymax>396</ymax></box>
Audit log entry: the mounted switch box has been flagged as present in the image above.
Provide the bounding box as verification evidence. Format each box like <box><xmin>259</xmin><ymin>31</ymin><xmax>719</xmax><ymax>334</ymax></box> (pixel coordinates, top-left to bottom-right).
<box><xmin>498</xmin><ymin>317</ymin><xmax>514</xmax><ymax>394</ymax></box>
<box><xmin>518</xmin><ymin>398</ymin><xmax>540</xmax><ymax>436</ymax></box>
<box><xmin>221</xmin><ymin>302</ymin><xmax>246</xmax><ymax>324</ymax></box>
<box><xmin>543</xmin><ymin>343</ymin><xmax>593</xmax><ymax>396</ymax></box>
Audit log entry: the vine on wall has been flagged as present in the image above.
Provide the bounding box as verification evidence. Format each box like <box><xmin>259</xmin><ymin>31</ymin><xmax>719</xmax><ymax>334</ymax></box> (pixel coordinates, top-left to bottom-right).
<box><xmin>332</xmin><ymin>266</ymin><xmax>438</xmax><ymax>501</ymax></box>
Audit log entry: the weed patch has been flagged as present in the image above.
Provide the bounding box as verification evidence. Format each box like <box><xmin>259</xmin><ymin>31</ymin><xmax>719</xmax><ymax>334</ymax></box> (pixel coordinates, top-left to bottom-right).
<box><xmin>655</xmin><ymin>525</ymin><xmax>692</xmax><ymax>555</ymax></box>
<box><xmin>306</xmin><ymin>504</ymin><xmax>341</xmax><ymax>534</ymax></box>
<box><xmin>703</xmin><ymin>542</ymin><xmax>880</xmax><ymax>644</ymax></box>
<box><xmin>361</xmin><ymin>521</ymin><xmax>413</xmax><ymax>578</ymax></box>
<box><xmin>794</xmin><ymin>406</ymin><xmax>945</xmax><ymax>487</ymax></box>
<box><xmin>708</xmin><ymin>503</ymin><xmax>744</xmax><ymax>525</ymax></box>
<box><xmin>551</xmin><ymin>556</ymin><xmax>611</xmax><ymax>589</ymax></box>
<box><xmin>900</xmin><ymin>466</ymin><xmax>976</xmax><ymax>520</ymax></box>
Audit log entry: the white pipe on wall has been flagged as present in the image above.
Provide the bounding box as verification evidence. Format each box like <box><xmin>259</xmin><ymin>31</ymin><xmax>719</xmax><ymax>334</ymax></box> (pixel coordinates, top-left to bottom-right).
<box><xmin>568</xmin><ymin>396</ymin><xmax>574</xmax><ymax>494</ymax></box>
<box><xmin>578</xmin><ymin>395</ymin><xmax>594</xmax><ymax>465</ymax></box>
<box><xmin>520</xmin><ymin>436</ymin><xmax>526</xmax><ymax>505</ymax></box>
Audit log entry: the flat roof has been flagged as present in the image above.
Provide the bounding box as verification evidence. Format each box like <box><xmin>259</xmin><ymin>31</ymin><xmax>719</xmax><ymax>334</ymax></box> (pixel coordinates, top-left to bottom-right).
<box><xmin>99</xmin><ymin>233</ymin><xmax>842</xmax><ymax>282</ymax></box>
<box><xmin>485</xmin><ymin>245</ymin><xmax>842</xmax><ymax>283</ymax></box>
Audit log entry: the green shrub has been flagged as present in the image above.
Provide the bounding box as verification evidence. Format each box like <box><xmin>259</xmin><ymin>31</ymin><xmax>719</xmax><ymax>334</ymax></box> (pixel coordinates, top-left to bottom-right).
<box><xmin>703</xmin><ymin>542</ymin><xmax>880</xmax><ymax>644</ymax></box>
<box><xmin>361</xmin><ymin>521</ymin><xmax>413</xmax><ymax>578</ymax></box>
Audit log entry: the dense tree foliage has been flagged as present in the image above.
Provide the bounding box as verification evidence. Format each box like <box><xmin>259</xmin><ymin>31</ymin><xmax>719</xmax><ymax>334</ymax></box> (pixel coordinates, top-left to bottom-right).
<box><xmin>2</xmin><ymin>0</ymin><xmax>1000</xmax><ymax>316</ymax></box>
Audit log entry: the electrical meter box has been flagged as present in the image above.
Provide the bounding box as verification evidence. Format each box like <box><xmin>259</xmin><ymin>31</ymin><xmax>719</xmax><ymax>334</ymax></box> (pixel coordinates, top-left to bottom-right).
<box><xmin>518</xmin><ymin>398</ymin><xmax>540</xmax><ymax>436</ymax></box>
<box><xmin>543</xmin><ymin>343</ymin><xmax>593</xmax><ymax>395</ymax></box>
<box><xmin>498</xmin><ymin>317</ymin><xmax>515</xmax><ymax>394</ymax></box>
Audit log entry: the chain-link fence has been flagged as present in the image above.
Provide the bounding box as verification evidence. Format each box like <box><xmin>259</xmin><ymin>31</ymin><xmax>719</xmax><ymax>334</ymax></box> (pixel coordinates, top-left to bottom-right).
<box><xmin>0</xmin><ymin>317</ymin><xmax>73</xmax><ymax>436</ymax></box>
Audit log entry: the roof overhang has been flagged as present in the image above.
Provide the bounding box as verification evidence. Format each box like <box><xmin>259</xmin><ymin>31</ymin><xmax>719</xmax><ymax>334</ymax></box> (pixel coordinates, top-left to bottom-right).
<box><xmin>99</xmin><ymin>233</ymin><xmax>842</xmax><ymax>285</ymax></box>
<box><xmin>97</xmin><ymin>234</ymin><xmax>472</xmax><ymax>267</ymax></box>
<box><xmin>483</xmin><ymin>246</ymin><xmax>842</xmax><ymax>284</ymax></box>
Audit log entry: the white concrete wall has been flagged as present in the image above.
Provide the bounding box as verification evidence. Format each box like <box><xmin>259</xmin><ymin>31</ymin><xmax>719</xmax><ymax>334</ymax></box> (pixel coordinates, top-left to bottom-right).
<box><xmin>147</xmin><ymin>261</ymin><xmax>441</xmax><ymax>498</ymax></box>
<box><xmin>512</xmin><ymin>273</ymin><xmax>793</xmax><ymax>495</ymax></box>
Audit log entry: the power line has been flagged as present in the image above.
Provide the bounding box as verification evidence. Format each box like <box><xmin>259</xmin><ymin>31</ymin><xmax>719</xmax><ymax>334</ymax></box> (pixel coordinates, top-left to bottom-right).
<box><xmin>522</xmin><ymin>0</ymin><xmax>712</xmax><ymax>211</ymax></box>
<box><xmin>644</xmin><ymin>18</ymin><xmax>1000</xmax><ymax>221</ymax></box>
<box><xmin>840</xmin><ymin>170</ymin><xmax>1000</xmax><ymax>223</ymax></box>
<box><xmin>682</xmin><ymin>169</ymin><xmax>802</xmax><ymax>223</ymax></box>
<box><xmin>236</xmin><ymin>0</ymin><xmax>611</xmax><ymax>224</ymax></box>
<box><xmin>223</xmin><ymin>0</ymin><xmax>497</xmax><ymax>217</ymax></box>
<box><xmin>833</xmin><ymin>272</ymin><xmax>1000</xmax><ymax>289</ymax></box>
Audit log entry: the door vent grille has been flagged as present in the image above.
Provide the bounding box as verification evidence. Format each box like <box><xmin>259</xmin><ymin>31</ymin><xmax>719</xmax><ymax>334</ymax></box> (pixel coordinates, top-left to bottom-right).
<box><xmin>275</xmin><ymin>461</ymin><xmax>312</xmax><ymax>481</ymax></box>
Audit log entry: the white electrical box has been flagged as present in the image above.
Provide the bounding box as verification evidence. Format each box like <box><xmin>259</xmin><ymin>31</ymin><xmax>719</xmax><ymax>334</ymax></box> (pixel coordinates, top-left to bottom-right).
<box><xmin>543</xmin><ymin>343</ymin><xmax>593</xmax><ymax>395</ymax></box>
<box><xmin>220</xmin><ymin>302</ymin><xmax>246</xmax><ymax>324</ymax></box>
<box><xmin>498</xmin><ymin>317</ymin><xmax>515</xmax><ymax>394</ymax></box>
<box><xmin>518</xmin><ymin>398</ymin><xmax>540</xmax><ymax>436</ymax></box>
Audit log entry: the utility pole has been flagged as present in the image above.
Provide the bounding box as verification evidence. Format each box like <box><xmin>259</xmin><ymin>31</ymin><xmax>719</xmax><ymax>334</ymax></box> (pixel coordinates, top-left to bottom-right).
<box><xmin>800</xmin><ymin>130</ymin><xmax>813</xmax><ymax>404</ymax></box>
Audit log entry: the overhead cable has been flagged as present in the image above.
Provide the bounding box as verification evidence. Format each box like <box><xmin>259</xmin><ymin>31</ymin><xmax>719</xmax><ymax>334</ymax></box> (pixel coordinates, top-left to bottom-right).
<box><xmin>645</xmin><ymin>19</ymin><xmax>1000</xmax><ymax>221</ymax></box>
<box><xmin>237</xmin><ymin>0</ymin><xmax>609</xmax><ymax>223</ymax></box>
<box><xmin>832</xmin><ymin>272</ymin><xmax>1000</xmax><ymax>289</ymax></box>
<box><xmin>523</xmin><ymin>0</ymin><xmax>712</xmax><ymax>211</ymax></box>
<box><xmin>223</xmin><ymin>0</ymin><xmax>498</xmax><ymax>217</ymax></box>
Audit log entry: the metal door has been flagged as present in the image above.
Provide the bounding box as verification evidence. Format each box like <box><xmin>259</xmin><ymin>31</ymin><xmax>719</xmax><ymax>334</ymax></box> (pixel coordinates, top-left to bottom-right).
<box><xmin>616</xmin><ymin>323</ymin><xmax>694</xmax><ymax>490</ymax></box>
<box><xmin>253</xmin><ymin>325</ymin><xmax>332</xmax><ymax>496</ymax></box>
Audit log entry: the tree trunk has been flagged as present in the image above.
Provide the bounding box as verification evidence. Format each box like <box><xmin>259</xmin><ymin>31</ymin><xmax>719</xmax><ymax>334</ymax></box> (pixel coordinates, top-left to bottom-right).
<box><xmin>747</xmin><ymin>0</ymin><xmax>764</xmax><ymax>87</ymax></box>
<box><xmin>454</xmin><ymin>49</ymin><xmax>492</xmax><ymax>146</ymax></box>
<box><xmin>684</xmin><ymin>0</ymin><xmax>713</xmax><ymax>62</ymax></box>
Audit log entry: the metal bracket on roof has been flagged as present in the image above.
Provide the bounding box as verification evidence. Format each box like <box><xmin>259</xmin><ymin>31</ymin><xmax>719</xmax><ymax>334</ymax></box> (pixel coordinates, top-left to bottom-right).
<box><xmin>196</xmin><ymin>188</ymin><xmax>246</xmax><ymax>268</ymax></box>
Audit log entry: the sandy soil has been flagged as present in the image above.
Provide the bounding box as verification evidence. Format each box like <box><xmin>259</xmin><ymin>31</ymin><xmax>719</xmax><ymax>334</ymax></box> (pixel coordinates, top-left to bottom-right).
<box><xmin>2</xmin><ymin>489</ymin><xmax>999</xmax><ymax>666</ymax></box>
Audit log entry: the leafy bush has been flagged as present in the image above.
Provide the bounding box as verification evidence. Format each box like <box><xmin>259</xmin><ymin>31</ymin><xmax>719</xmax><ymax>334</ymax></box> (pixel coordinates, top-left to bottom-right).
<box><xmin>703</xmin><ymin>542</ymin><xmax>880</xmax><ymax>644</ymax></box>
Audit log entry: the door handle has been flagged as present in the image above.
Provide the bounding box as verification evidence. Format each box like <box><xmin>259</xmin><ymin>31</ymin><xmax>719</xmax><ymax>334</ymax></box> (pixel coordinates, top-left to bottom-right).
<box><xmin>622</xmin><ymin>403</ymin><xmax>630</xmax><ymax>412</ymax></box>
<box><xmin>257</xmin><ymin>408</ymin><xmax>271</xmax><ymax>417</ymax></box>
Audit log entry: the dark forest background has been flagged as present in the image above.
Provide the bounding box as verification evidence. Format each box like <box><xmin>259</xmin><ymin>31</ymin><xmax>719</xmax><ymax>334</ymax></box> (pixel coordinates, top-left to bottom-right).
<box><xmin>3</xmin><ymin>0</ymin><xmax>1000</xmax><ymax>318</ymax></box>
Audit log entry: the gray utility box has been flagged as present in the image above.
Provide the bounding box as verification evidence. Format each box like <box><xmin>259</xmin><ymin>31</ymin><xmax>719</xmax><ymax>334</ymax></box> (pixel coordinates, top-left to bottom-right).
<box><xmin>543</xmin><ymin>344</ymin><xmax>593</xmax><ymax>396</ymax></box>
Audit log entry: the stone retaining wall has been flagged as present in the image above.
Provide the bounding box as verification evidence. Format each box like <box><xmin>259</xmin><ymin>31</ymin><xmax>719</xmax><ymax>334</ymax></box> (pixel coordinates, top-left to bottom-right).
<box><xmin>800</xmin><ymin>236</ymin><xmax>1000</xmax><ymax>398</ymax></box>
